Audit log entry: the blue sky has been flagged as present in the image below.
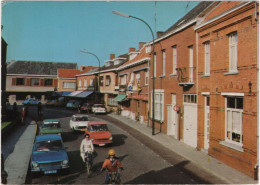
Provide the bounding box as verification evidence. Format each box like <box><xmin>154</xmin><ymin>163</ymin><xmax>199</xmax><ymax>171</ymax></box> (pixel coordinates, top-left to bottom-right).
<box><xmin>1</xmin><ymin>1</ymin><xmax>199</xmax><ymax>67</ymax></box>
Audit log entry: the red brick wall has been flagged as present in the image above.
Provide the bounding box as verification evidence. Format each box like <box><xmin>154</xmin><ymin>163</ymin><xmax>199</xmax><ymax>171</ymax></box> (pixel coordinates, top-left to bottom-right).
<box><xmin>197</xmin><ymin>2</ymin><xmax>258</xmax><ymax>177</ymax></box>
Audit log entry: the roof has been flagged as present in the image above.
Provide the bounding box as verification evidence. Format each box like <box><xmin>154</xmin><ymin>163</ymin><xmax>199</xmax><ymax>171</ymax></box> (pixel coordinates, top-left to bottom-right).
<box><xmin>7</xmin><ymin>60</ymin><xmax>77</xmax><ymax>76</ymax></box>
<box><xmin>88</xmin><ymin>121</ymin><xmax>107</xmax><ymax>125</ymax></box>
<box><xmin>58</xmin><ymin>69</ymin><xmax>83</xmax><ymax>78</ymax></box>
<box><xmin>76</xmin><ymin>67</ymin><xmax>99</xmax><ymax>76</ymax></box>
<box><xmin>159</xmin><ymin>1</ymin><xmax>215</xmax><ymax>39</ymax></box>
<box><xmin>35</xmin><ymin>134</ymin><xmax>62</xmax><ymax>142</ymax></box>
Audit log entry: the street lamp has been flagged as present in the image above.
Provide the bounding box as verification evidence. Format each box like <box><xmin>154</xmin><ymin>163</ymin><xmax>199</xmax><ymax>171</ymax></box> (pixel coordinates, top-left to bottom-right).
<box><xmin>80</xmin><ymin>50</ymin><xmax>101</xmax><ymax>94</ymax></box>
<box><xmin>112</xmin><ymin>10</ymin><xmax>155</xmax><ymax>135</ymax></box>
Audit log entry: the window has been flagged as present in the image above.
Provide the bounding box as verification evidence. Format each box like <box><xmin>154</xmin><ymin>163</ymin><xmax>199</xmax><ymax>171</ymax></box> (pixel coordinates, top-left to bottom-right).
<box><xmin>151</xmin><ymin>90</ymin><xmax>164</xmax><ymax>121</ymax></box>
<box><xmin>78</xmin><ymin>79</ymin><xmax>82</xmax><ymax>87</ymax></box>
<box><xmin>120</xmin><ymin>75</ymin><xmax>127</xmax><ymax>85</ymax></box>
<box><xmin>189</xmin><ymin>46</ymin><xmax>193</xmax><ymax>82</ymax></box>
<box><xmin>135</xmin><ymin>73</ymin><xmax>140</xmax><ymax>87</ymax></box>
<box><xmin>84</xmin><ymin>79</ymin><xmax>87</xmax><ymax>87</ymax></box>
<box><xmin>90</xmin><ymin>79</ymin><xmax>94</xmax><ymax>86</ymax></box>
<box><xmin>204</xmin><ymin>42</ymin><xmax>210</xmax><ymax>75</ymax></box>
<box><xmin>44</xmin><ymin>79</ymin><xmax>53</xmax><ymax>86</ymax></box>
<box><xmin>145</xmin><ymin>71</ymin><xmax>149</xmax><ymax>85</ymax></box>
<box><xmin>31</xmin><ymin>78</ymin><xmax>39</xmax><ymax>86</ymax></box>
<box><xmin>153</xmin><ymin>53</ymin><xmax>157</xmax><ymax>77</ymax></box>
<box><xmin>162</xmin><ymin>50</ymin><xmax>166</xmax><ymax>76</ymax></box>
<box><xmin>99</xmin><ymin>76</ymin><xmax>103</xmax><ymax>86</ymax></box>
<box><xmin>106</xmin><ymin>75</ymin><xmax>111</xmax><ymax>86</ymax></box>
<box><xmin>184</xmin><ymin>94</ymin><xmax>197</xmax><ymax>104</ymax></box>
<box><xmin>108</xmin><ymin>98</ymin><xmax>118</xmax><ymax>106</ymax></box>
<box><xmin>172</xmin><ymin>46</ymin><xmax>177</xmax><ymax>75</ymax></box>
<box><xmin>229</xmin><ymin>32</ymin><xmax>238</xmax><ymax>72</ymax></box>
<box><xmin>63</xmin><ymin>82</ymin><xmax>76</xmax><ymax>89</ymax></box>
<box><xmin>226</xmin><ymin>97</ymin><xmax>243</xmax><ymax>145</ymax></box>
<box><xmin>16</xmin><ymin>78</ymin><xmax>25</xmax><ymax>85</ymax></box>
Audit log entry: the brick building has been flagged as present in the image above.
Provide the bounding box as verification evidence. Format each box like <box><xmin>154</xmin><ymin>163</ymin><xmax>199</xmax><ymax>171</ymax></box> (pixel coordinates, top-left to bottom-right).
<box><xmin>195</xmin><ymin>1</ymin><xmax>259</xmax><ymax>178</ymax></box>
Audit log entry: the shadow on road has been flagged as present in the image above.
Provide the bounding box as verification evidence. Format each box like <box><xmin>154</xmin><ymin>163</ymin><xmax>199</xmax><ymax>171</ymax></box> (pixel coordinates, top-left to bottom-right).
<box><xmin>125</xmin><ymin>160</ymin><xmax>211</xmax><ymax>184</ymax></box>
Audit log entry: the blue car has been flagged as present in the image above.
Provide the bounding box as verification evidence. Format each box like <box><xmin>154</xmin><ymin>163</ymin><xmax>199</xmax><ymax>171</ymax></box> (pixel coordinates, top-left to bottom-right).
<box><xmin>30</xmin><ymin>134</ymin><xmax>70</xmax><ymax>175</ymax></box>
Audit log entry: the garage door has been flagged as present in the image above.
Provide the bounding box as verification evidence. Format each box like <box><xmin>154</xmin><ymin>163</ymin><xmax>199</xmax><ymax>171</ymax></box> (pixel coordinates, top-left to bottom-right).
<box><xmin>183</xmin><ymin>103</ymin><xmax>197</xmax><ymax>148</ymax></box>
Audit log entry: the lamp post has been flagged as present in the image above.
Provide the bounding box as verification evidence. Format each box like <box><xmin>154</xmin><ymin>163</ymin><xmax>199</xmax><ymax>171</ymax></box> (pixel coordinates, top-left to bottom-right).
<box><xmin>112</xmin><ymin>10</ymin><xmax>155</xmax><ymax>135</ymax></box>
<box><xmin>80</xmin><ymin>50</ymin><xmax>101</xmax><ymax>94</ymax></box>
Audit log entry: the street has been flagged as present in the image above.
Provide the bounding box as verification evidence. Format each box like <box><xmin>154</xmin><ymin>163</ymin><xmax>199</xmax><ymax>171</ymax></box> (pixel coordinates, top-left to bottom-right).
<box><xmin>3</xmin><ymin>106</ymin><xmax>225</xmax><ymax>184</ymax></box>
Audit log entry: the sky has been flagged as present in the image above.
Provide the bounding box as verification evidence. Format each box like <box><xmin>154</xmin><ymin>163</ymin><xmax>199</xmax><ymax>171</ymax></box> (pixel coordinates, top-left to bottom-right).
<box><xmin>1</xmin><ymin>1</ymin><xmax>199</xmax><ymax>68</ymax></box>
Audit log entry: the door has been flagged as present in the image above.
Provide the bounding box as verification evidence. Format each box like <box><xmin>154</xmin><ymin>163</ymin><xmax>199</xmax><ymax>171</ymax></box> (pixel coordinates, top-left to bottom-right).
<box><xmin>204</xmin><ymin>96</ymin><xmax>210</xmax><ymax>150</ymax></box>
<box><xmin>183</xmin><ymin>103</ymin><xmax>197</xmax><ymax>148</ymax></box>
<box><xmin>167</xmin><ymin>94</ymin><xmax>177</xmax><ymax>138</ymax></box>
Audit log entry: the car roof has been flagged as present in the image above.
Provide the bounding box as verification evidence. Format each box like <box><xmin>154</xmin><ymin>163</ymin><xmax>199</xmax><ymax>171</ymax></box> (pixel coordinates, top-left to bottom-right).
<box><xmin>43</xmin><ymin>119</ymin><xmax>60</xmax><ymax>124</ymax></box>
<box><xmin>35</xmin><ymin>134</ymin><xmax>62</xmax><ymax>142</ymax></box>
<box><xmin>88</xmin><ymin>121</ymin><xmax>107</xmax><ymax>125</ymax></box>
<box><xmin>72</xmin><ymin>114</ymin><xmax>89</xmax><ymax>117</ymax></box>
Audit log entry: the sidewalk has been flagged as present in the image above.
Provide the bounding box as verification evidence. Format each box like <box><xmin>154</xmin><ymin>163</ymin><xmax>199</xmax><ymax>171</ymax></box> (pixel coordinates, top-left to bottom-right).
<box><xmin>108</xmin><ymin>113</ymin><xmax>257</xmax><ymax>184</ymax></box>
<box><xmin>4</xmin><ymin>120</ymin><xmax>37</xmax><ymax>184</ymax></box>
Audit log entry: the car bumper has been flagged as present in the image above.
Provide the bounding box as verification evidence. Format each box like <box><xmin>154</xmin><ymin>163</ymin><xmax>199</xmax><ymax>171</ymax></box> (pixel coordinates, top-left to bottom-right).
<box><xmin>92</xmin><ymin>139</ymin><xmax>112</xmax><ymax>146</ymax></box>
<box><xmin>31</xmin><ymin>164</ymin><xmax>70</xmax><ymax>174</ymax></box>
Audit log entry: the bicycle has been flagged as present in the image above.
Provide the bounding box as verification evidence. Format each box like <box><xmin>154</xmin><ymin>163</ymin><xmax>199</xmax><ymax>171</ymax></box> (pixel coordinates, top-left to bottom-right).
<box><xmin>84</xmin><ymin>151</ymin><xmax>93</xmax><ymax>177</ymax></box>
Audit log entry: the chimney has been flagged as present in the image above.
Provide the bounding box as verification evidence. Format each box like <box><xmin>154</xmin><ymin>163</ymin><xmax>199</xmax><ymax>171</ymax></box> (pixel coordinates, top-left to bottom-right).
<box><xmin>129</xmin><ymin>47</ymin><xmax>136</xmax><ymax>53</ymax></box>
<box><xmin>157</xmin><ymin>31</ymin><xmax>164</xmax><ymax>38</ymax></box>
<box><xmin>110</xmin><ymin>54</ymin><xmax>115</xmax><ymax>60</ymax></box>
<box><xmin>80</xmin><ymin>66</ymin><xmax>86</xmax><ymax>71</ymax></box>
<box><xmin>139</xmin><ymin>42</ymin><xmax>146</xmax><ymax>50</ymax></box>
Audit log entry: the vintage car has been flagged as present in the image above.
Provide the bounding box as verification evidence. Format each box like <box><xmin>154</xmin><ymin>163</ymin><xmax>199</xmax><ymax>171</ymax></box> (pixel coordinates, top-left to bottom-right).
<box><xmin>80</xmin><ymin>103</ymin><xmax>93</xmax><ymax>113</ymax></box>
<box><xmin>30</xmin><ymin>134</ymin><xmax>69</xmax><ymax>176</ymax></box>
<box><xmin>23</xmin><ymin>98</ymin><xmax>41</xmax><ymax>105</ymax></box>
<box><xmin>66</xmin><ymin>100</ymin><xmax>81</xmax><ymax>110</ymax></box>
<box><xmin>84</xmin><ymin>121</ymin><xmax>112</xmax><ymax>146</ymax></box>
<box><xmin>69</xmin><ymin>114</ymin><xmax>89</xmax><ymax>131</ymax></box>
<box><xmin>39</xmin><ymin>119</ymin><xmax>62</xmax><ymax>135</ymax></box>
<box><xmin>91</xmin><ymin>104</ymin><xmax>107</xmax><ymax>114</ymax></box>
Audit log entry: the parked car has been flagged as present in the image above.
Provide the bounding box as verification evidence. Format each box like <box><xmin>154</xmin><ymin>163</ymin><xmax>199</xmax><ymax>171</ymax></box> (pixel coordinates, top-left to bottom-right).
<box><xmin>66</xmin><ymin>100</ymin><xmax>81</xmax><ymax>110</ymax></box>
<box><xmin>84</xmin><ymin>121</ymin><xmax>112</xmax><ymax>146</ymax></box>
<box><xmin>39</xmin><ymin>119</ymin><xmax>62</xmax><ymax>135</ymax></box>
<box><xmin>23</xmin><ymin>98</ymin><xmax>41</xmax><ymax>105</ymax></box>
<box><xmin>30</xmin><ymin>134</ymin><xmax>70</xmax><ymax>176</ymax></box>
<box><xmin>80</xmin><ymin>103</ymin><xmax>93</xmax><ymax>113</ymax></box>
<box><xmin>91</xmin><ymin>104</ymin><xmax>107</xmax><ymax>114</ymax></box>
<box><xmin>69</xmin><ymin>114</ymin><xmax>89</xmax><ymax>131</ymax></box>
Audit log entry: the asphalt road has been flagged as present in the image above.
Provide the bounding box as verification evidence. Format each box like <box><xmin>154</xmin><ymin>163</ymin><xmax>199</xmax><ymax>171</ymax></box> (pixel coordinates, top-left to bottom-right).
<box><xmin>17</xmin><ymin>106</ymin><xmax>225</xmax><ymax>184</ymax></box>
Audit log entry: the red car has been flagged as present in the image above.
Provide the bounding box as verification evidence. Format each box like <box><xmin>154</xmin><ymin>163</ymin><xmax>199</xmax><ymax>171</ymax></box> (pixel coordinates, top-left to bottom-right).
<box><xmin>84</xmin><ymin>121</ymin><xmax>113</xmax><ymax>146</ymax></box>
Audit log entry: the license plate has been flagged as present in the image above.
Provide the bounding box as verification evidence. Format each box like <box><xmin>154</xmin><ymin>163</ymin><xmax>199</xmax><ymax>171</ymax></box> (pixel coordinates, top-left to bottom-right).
<box><xmin>99</xmin><ymin>144</ymin><xmax>105</xmax><ymax>146</ymax></box>
<box><xmin>44</xmin><ymin>170</ymin><xmax>57</xmax><ymax>174</ymax></box>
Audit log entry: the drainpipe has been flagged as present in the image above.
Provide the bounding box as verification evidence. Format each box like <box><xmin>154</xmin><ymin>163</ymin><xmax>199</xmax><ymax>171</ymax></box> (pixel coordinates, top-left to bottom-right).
<box><xmin>196</xmin><ymin>30</ymin><xmax>199</xmax><ymax>148</ymax></box>
<box><xmin>148</xmin><ymin>58</ymin><xmax>150</xmax><ymax>127</ymax></box>
<box><xmin>255</xmin><ymin>1</ymin><xmax>259</xmax><ymax>181</ymax></box>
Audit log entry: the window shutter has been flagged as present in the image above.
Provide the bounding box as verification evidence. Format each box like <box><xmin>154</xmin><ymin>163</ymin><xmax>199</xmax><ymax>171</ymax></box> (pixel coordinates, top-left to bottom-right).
<box><xmin>26</xmin><ymin>78</ymin><xmax>30</xmax><ymax>86</ymax></box>
<box><xmin>12</xmin><ymin>78</ymin><xmax>16</xmax><ymax>86</ymax></box>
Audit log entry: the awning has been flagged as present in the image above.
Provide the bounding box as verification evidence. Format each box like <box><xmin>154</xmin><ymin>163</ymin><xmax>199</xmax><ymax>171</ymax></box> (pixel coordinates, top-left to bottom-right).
<box><xmin>75</xmin><ymin>91</ymin><xmax>93</xmax><ymax>98</ymax></box>
<box><xmin>113</xmin><ymin>94</ymin><xmax>127</xmax><ymax>102</ymax></box>
<box><xmin>62</xmin><ymin>92</ymin><xmax>72</xmax><ymax>96</ymax></box>
<box><xmin>66</xmin><ymin>91</ymin><xmax>82</xmax><ymax>97</ymax></box>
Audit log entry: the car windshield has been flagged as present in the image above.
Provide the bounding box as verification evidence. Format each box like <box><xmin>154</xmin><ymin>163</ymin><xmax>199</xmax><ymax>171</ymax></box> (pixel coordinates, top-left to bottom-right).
<box><xmin>42</xmin><ymin>122</ymin><xmax>61</xmax><ymax>128</ymax></box>
<box><xmin>89</xmin><ymin>124</ymin><xmax>108</xmax><ymax>131</ymax></box>
<box><xmin>74</xmin><ymin>116</ymin><xmax>88</xmax><ymax>121</ymax></box>
<box><xmin>35</xmin><ymin>140</ymin><xmax>63</xmax><ymax>152</ymax></box>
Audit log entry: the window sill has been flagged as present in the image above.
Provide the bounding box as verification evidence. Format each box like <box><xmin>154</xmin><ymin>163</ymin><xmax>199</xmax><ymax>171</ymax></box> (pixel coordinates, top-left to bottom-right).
<box><xmin>170</xmin><ymin>73</ymin><xmax>177</xmax><ymax>76</ymax></box>
<box><xmin>201</xmin><ymin>74</ymin><xmax>210</xmax><ymax>77</ymax></box>
<box><xmin>220</xmin><ymin>140</ymin><xmax>244</xmax><ymax>152</ymax></box>
<box><xmin>159</xmin><ymin>75</ymin><xmax>165</xmax><ymax>78</ymax></box>
<box><xmin>224</xmin><ymin>71</ymin><xmax>239</xmax><ymax>76</ymax></box>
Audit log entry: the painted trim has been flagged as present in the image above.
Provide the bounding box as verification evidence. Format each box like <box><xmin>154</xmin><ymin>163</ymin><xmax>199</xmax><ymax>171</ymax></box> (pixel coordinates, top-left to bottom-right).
<box><xmin>221</xmin><ymin>92</ymin><xmax>244</xmax><ymax>96</ymax></box>
<box><xmin>202</xmin><ymin>92</ymin><xmax>210</xmax><ymax>95</ymax></box>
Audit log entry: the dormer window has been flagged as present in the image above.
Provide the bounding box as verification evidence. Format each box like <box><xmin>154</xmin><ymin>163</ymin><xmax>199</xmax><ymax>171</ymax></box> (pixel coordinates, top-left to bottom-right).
<box><xmin>129</xmin><ymin>52</ymin><xmax>139</xmax><ymax>60</ymax></box>
<box><xmin>105</xmin><ymin>60</ymin><xmax>114</xmax><ymax>67</ymax></box>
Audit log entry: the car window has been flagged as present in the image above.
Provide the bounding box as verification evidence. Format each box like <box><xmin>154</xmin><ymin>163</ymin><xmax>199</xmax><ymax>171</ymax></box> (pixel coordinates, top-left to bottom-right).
<box><xmin>74</xmin><ymin>116</ymin><xmax>88</xmax><ymax>121</ymax></box>
<box><xmin>35</xmin><ymin>140</ymin><xmax>63</xmax><ymax>152</ymax></box>
<box><xmin>89</xmin><ymin>124</ymin><xmax>108</xmax><ymax>131</ymax></box>
<box><xmin>42</xmin><ymin>123</ymin><xmax>61</xmax><ymax>128</ymax></box>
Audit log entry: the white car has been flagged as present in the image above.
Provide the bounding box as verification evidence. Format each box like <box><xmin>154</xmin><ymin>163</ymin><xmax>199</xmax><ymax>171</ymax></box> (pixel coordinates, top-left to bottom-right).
<box><xmin>23</xmin><ymin>98</ymin><xmax>41</xmax><ymax>105</ymax></box>
<box><xmin>92</xmin><ymin>104</ymin><xmax>107</xmax><ymax>114</ymax></box>
<box><xmin>69</xmin><ymin>114</ymin><xmax>89</xmax><ymax>131</ymax></box>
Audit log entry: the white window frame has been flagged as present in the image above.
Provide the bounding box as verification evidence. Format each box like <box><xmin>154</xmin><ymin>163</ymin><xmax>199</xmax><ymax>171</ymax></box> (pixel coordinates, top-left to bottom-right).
<box><xmin>162</xmin><ymin>50</ymin><xmax>166</xmax><ymax>76</ymax></box>
<box><xmin>151</xmin><ymin>89</ymin><xmax>164</xmax><ymax>122</ymax></box>
<box><xmin>90</xmin><ymin>79</ymin><xmax>94</xmax><ymax>87</ymax></box>
<box><xmin>172</xmin><ymin>46</ymin><xmax>177</xmax><ymax>75</ymax></box>
<box><xmin>145</xmin><ymin>71</ymin><xmax>149</xmax><ymax>85</ymax></box>
<box><xmin>63</xmin><ymin>82</ymin><xmax>76</xmax><ymax>89</ymax></box>
<box><xmin>78</xmin><ymin>79</ymin><xmax>82</xmax><ymax>87</ymax></box>
<box><xmin>189</xmin><ymin>46</ymin><xmax>193</xmax><ymax>82</ymax></box>
<box><xmin>153</xmin><ymin>53</ymin><xmax>157</xmax><ymax>78</ymax></box>
<box><xmin>229</xmin><ymin>32</ymin><xmax>238</xmax><ymax>73</ymax></box>
<box><xmin>204</xmin><ymin>42</ymin><xmax>210</xmax><ymax>76</ymax></box>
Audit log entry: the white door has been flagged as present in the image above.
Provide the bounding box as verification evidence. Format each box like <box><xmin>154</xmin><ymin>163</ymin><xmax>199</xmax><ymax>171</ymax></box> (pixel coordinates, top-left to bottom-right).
<box><xmin>183</xmin><ymin>103</ymin><xmax>197</xmax><ymax>148</ymax></box>
<box><xmin>204</xmin><ymin>96</ymin><xmax>210</xmax><ymax>150</ymax></box>
<box><xmin>167</xmin><ymin>105</ymin><xmax>177</xmax><ymax>138</ymax></box>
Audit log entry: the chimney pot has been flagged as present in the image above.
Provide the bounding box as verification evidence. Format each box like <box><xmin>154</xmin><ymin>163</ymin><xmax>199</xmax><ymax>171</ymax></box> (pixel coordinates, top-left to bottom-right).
<box><xmin>110</xmin><ymin>54</ymin><xmax>115</xmax><ymax>60</ymax></box>
<box><xmin>129</xmin><ymin>47</ymin><xmax>136</xmax><ymax>53</ymax></box>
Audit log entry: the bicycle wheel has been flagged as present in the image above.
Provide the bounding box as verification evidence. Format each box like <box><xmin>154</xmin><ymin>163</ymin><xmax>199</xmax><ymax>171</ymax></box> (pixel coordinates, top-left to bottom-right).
<box><xmin>86</xmin><ymin>161</ymin><xmax>91</xmax><ymax>177</ymax></box>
